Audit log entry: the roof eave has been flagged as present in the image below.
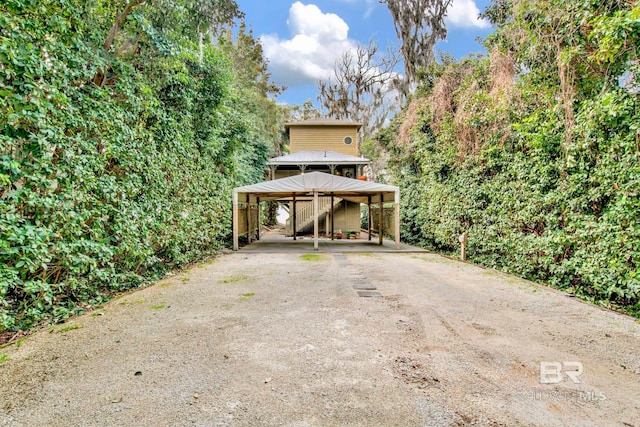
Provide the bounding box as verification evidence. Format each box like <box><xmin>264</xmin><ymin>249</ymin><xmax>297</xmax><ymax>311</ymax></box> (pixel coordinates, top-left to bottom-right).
<box><xmin>267</xmin><ymin>160</ymin><xmax>370</xmax><ymax>166</ymax></box>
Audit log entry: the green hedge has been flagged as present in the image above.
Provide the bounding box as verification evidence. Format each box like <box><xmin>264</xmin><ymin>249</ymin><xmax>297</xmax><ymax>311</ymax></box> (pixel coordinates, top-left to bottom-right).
<box><xmin>1</xmin><ymin>1</ymin><xmax>275</xmax><ymax>330</ymax></box>
<box><xmin>380</xmin><ymin>17</ymin><xmax>639</xmax><ymax>314</ymax></box>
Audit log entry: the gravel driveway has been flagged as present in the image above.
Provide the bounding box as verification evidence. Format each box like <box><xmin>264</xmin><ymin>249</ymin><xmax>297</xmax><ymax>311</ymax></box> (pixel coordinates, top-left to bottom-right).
<box><xmin>1</xmin><ymin>251</ymin><xmax>639</xmax><ymax>426</ymax></box>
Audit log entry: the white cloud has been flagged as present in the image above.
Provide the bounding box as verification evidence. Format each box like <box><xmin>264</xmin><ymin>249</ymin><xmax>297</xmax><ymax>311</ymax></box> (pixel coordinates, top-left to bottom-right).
<box><xmin>260</xmin><ymin>2</ymin><xmax>357</xmax><ymax>87</ymax></box>
<box><xmin>446</xmin><ymin>0</ymin><xmax>491</xmax><ymax>29</ymax></box>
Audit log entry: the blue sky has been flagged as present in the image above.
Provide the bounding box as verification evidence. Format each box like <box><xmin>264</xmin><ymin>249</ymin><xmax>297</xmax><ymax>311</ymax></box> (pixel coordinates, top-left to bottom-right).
<box><xmin>234</xmin><ymin>0</ymin><xmax>494</xmax><ymax>106</ymax></box>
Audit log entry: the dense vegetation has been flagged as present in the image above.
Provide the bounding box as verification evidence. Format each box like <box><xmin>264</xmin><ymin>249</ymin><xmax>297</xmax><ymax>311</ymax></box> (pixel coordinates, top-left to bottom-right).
<box><xmin>2</xmin><ymin>0</ymin><xmax>638</xmax><ymax>333</ymax></box>
<box><xmin>0</xmin><ymin>0</ymin><xmax>284</xmax><ymax>331</ymax></box>
<box><xmin>376</xmin><ymin>0</ymin><xmax>639</xmax><ymax>314</ymax></box>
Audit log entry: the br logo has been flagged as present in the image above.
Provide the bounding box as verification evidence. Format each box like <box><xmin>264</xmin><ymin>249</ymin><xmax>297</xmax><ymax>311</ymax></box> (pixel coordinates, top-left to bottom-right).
<box><xmin>539</xmin><ymin>361</ymin><xmax>584</xmax><ymax>384</ymax></box>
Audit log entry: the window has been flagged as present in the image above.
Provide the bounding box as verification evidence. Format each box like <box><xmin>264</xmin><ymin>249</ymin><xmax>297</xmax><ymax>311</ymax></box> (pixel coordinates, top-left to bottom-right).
<box><xmin>343</xmin><ymin>136</ymin><xmax>353</xmax><ymax>145</ymax></box>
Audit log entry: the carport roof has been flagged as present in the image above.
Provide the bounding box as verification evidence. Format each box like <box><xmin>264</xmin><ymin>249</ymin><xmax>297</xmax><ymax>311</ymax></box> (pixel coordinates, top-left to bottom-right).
<box><xmin>233</xmin><ymin>171</ymin><xmax>399</xmax><ymax>204</ymax></box>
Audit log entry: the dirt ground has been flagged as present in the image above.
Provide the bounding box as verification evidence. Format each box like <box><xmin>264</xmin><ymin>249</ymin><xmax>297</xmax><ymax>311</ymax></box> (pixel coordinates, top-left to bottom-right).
<box><xmin>1</xmin><ymin>250</ymin><xmax>640</xmax><ymax>426</ymax></box>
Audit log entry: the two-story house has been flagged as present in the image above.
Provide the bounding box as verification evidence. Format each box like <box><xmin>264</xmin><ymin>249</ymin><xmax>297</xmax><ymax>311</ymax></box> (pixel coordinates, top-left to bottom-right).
<box><xmin>231</xmin><ymin>118</ymin><xmax>400</xmax><ymax>251</ymax></box>
<box><xmin>268</xmin><ymin>118</ymin><xmax>370</xmax><ymax>237</ymax></box>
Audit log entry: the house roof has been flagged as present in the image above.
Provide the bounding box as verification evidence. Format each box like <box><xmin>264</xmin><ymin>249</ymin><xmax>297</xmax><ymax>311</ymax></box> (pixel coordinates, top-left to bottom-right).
<box><xmin>233</xmin><ymin>171</ymin><xmax>399</xmax><ymax>204</ymax></box>
<box><xmin>284</xmin><ymin>117</ymin><xmax>363</xmax><ymax>129</ymax></box>
<box><xmin>268</xmin><ymin>150</ymin><xmax>370</xmax><ymax>166</ymax></box>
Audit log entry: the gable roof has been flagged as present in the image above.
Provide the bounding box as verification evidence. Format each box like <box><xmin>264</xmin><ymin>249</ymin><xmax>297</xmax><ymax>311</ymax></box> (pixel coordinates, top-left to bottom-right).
<box><xmin>234</xmin><ymin>171</ymin><xmax>398</xmax><ymax>204</ymax></box>
<box><xmin>268</xmin><ymin>150</ymin><xmax>370</xmax><ymax>166</ymax></box>
<box><xmin>285</xmin><ymin>117</ymin><xmax>362</xmax><ymax>129</ymax></box>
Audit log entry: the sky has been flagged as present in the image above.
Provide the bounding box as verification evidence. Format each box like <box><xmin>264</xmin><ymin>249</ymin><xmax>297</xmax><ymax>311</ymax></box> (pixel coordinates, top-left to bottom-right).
<box><xmin>234</xmin><ymin>0</ymin><xmax>494</xmax><ymax>106</ymax></box>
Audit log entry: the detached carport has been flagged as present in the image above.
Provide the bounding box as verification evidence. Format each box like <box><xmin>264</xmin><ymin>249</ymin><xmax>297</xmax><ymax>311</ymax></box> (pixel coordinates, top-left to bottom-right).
<box><xmin>232</xmin><ymin>172</ymin><xmax>400</xmax><ymax>251</ymax></box>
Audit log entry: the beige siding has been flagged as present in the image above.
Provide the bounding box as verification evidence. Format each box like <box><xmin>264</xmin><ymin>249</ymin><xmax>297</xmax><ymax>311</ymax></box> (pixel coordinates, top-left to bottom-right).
<box><xmin>274</xmin><ymin>170</ymin><xmax>301</xmax><ymax>180</ymax></box>
<box><xmin>330</xmin><ymin>201</ymin><xmax>361</xmax><ymax>232</ymax></box>
<box><xmin>274</xmin><ymin>168</ymin><xmax>332</xmax><ymax>180</ymax></box>
<box><xmin>290</xmin><ymin>200</ymin><xmax>361</xmax><ymax>235</ymax></box>
<box><xmin>289</xmin><ymin>126</ymin><xmax>359</xmax><ymax>156</ymax></box>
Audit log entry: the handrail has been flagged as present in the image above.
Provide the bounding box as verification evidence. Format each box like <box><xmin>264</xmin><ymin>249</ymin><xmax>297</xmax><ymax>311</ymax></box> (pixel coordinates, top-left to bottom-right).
<box><xmin>286</xmin><ymin>197</ymin><xmax>342</xmax><ymax>234</ymax></box>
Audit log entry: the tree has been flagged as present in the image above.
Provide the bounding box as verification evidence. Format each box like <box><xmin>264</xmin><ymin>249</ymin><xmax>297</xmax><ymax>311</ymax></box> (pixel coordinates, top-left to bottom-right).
<box><xmin>93</xmin><ymin>0</ymin><xmax>243</xmax><ymax>86</ymax></box>
<box><xmin>287</xmin><ymin>100</ymin><xmax>321</xmax><ymax>122</ymax></box>
<box><xmin>318</xmin><ymin>40</ymin><xmax>400</xmax><ymax>146</ymax></box>
<box><xmin>379</xmin><ymin>0</ymin><xmax>452</xmax><ymax>93</ymax></box>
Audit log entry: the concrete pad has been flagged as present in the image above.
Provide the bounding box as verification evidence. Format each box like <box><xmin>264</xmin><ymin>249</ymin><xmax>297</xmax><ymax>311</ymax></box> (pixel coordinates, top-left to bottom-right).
<box><xmin>353</xmin><ymin>284</ymin><xmax>377</xmax><ymax>290</ymax></box>
<box><xmin>357</xmin><ymin>290</ymin><xmax>383</xmax><ymax>297</ymax></box>
<box><xmin>239</xmin><ymin>231</ymin><xmax>428</xmax><ymax>254</ymax></box>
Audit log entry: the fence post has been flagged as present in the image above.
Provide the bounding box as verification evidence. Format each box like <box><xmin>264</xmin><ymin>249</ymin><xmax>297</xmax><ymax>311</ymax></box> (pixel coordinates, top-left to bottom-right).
<box><xmin>459</xmin><ymin>232</ymin><xmax>468</xmax><ymax>261</ymax></box>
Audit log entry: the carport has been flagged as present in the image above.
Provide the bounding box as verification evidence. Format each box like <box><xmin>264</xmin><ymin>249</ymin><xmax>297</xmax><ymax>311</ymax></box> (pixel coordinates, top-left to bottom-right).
<box><xmin>232</xmin><ymin>172</ymin><xmax>400</xmax><ymax>251</ymax></box>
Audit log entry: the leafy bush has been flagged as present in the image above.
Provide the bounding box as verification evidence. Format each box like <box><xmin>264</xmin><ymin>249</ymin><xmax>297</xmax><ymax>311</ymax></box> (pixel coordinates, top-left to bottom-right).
<box><xmin>1</xmin><ymin>0</ymin><xmax>279</xmax><ymax>331</ymax></box>
<box><xmin>381</xmin><ymin>0</ymin><xmax>640</xmax><ymax>315</ymax></box>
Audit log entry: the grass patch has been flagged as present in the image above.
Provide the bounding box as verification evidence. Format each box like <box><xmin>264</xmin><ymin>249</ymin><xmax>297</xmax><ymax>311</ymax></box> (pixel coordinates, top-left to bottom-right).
<box><xmin>219</xmin><ymin>274</ymin><xmax>248</xmax><ymax>284</ymax></box>
<box><xmin>240</xmin><ymin>292</ymin><xmax>255</xmax><ymax>301</ymax></box>
<box><xmin>300</xmin><ymin>253</ymin><xmax>324</xmax><ymax>262</ymax></box>
<box><xmin>151</xmin><ymin>304</ymin><xmax>166</xmax><ymax>310</ymax></box>
<box><xmin>0</xmin><ymin>354</ymin><xmax>9</xmax><ymax>364</ymax></box>
<box><xmin>180</xmin><ymin>277</ymin><xmax>190</xmax><ymax>283</ymax></box>
<box><xmin>56</xmin><ymin>323</ymin><xmax>82</xmax><ymax>334</ymax></box>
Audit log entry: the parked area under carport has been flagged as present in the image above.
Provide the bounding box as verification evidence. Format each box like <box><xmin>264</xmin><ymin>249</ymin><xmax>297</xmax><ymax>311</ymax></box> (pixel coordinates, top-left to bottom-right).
<box><xmin>233</xmin><ymin>172</ymin><xmax>401</xmax><ymax>251</ymax></box>
<box><xmin>238</xmin><ymin>229</ymin><xmax>427</xmax><ymax>253</ymax></box>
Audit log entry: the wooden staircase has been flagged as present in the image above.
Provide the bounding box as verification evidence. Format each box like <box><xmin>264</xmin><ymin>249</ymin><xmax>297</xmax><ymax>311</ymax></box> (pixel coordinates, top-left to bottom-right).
<box><xmin>285</xmin><ymin>197</ymin><xmax>342</xmax><ymax>236</ymax></box>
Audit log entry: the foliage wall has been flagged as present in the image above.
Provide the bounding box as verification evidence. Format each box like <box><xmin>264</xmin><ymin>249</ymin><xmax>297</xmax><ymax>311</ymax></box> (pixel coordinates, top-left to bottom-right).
<box><xmin>379</xmin><ymin>0</ymin><xmax>640</xmax><ymax>314</ymax></box>
<box><xmin>0</xmin><ymin>0</ymin><xmax>283</xmax><ymax>331</ymax></box>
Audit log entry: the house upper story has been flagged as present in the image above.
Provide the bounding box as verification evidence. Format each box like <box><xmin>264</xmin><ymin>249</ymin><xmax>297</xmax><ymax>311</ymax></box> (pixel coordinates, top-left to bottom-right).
<box><xmin>286</xmin><ymin>117</ymin><xmax>361</xmax><ymax>156</ymax></box>
<box><xmin>268</xmin><ymin>117</ymin><xmax>370</xmax><ymax>180</ymax></box>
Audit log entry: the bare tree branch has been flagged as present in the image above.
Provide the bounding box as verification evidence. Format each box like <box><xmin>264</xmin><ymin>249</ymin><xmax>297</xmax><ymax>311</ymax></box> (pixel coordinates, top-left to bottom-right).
<box><xmin>104</xmin><ymin>0</ymin><xmax>146</xmax><ymax>52</ymax></box>
<box><xmin>318</xmin><ymin>40</ymin><xmax>400</xmax><ymax>149</ymax></box>
<box><xmin>379</xmin><ymin>0</ymin><xmax>452</xmax><ymax>92</ymax></box>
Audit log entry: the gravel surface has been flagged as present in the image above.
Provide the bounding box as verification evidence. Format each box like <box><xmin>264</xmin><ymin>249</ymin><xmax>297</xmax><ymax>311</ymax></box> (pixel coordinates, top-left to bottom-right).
<box><xmin>1</xmin><ymin>251</ymin><xmax>640</xmax><ymax>426</ymax></box>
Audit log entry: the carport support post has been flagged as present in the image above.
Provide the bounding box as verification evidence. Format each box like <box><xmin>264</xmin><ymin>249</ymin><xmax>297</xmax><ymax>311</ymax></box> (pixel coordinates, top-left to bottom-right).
<box><xmin>313</xmin><ymin>190</ymin><xmax>319</xmax><ymax>251</ymax></box>
<box><xmin>378</xmin><ymin>193</ymin><xmax>383</xmax><ymax>246</ymax></box>
<box><xmin>330</xmin><ymin>193</ymin><xmax>335</xmax><ymax>240</ymax></box>
<box><xmin>232</xmin><ymin>190</ymin><xmax>239</xmax><ymax>251</ymax></box>
<box><xmin>247</xmin><ymin>193</ymin><xmax>252</xmax><ymax>244</ymax></box>
<box><xmin>367</xmin><ymin>195</ymin><xmax>372</xmax><ymax>241</ymax></box>
<box><xmin>292</xmin><ymin>194</ymin><xmax>297</xmax><ymax>241</ymax></box>
<box><xmin>256</xmin><ymin>197</ymin><xmax>260</xmax><ymax>241</ymax></box>
<box><xmin>394</xmin><ymin>201</ymin><xmax>400</xmax><ymax>250</ymax></box>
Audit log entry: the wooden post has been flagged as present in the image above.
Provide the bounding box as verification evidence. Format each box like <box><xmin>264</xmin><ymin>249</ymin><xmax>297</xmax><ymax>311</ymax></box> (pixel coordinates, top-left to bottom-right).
<box><xmin>256</xmin><ymin>197</ymin><xmax>260</xmax><ymax>241</ymax></box>
<box><xmin>313</xmin><ymin>190</ymin><xmax>319</xmax><ymax>251</ymax></box>
<box><xmin>292</xmin><ymin>194</ymin><xmax>297</xmax><ymax>241</ymax></box>
<box><xmin>233</xmin><ymin>190</ymin><xmax>239</xmax><ymax>251</ymax></box>
<box><xmin>367</xmin><ymin>195</ymin><xmax>372</xmax><ymax>241</ymax></box>
<box><xmin>330</xmin><ymin>193</ymin><xmax>335</xmax><ymax>240</ymax></box>
<box><xmin>246</xmin><ymin>193</ymin><xmax>253</xmax><ymax>244</ymax></box>
<box><xmin>394</xmin><ymin>202</ymin><xmax>400</xmax><ymax>249</ymax></box>
<box><xmin>378</xmin><ymin>193</ymin><xmax>383</xmax><ymax>246</ymax></box>
<box><xmin>459</xmin><ymin>232</ymin><xmax>468</xmax><ymax>261</ymax></box>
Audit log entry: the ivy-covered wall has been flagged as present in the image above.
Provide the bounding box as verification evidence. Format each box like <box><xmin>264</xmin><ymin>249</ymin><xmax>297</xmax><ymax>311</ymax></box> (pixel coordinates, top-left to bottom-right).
<box><xmin>378</xmin><ymin>0</ymin><xmax>640</xmax><ymax>315</ymax></box>
<box><xmin>0</xmin><ymin>0</ymin><xmax>281</xmax><ymax>331</ymax></box>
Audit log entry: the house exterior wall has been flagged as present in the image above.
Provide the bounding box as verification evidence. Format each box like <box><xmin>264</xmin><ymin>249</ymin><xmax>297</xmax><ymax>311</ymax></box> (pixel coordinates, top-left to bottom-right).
<box><xmin>280</xmin><ymin>121</ymin><xmax>363</xmax><ymax>234</ymax></box>
<box><xmin>289</xmin><ymin>200</ymin><xmax>361</xmax><ymax>235</ymax></box>
<box><xmin>331</xmin><ymin>200</ymin><xmax>361</xmax><ymax>232</ymax></box>
<box><xmin>274</xmin><ymin>170</ymin><xmax>302</xmax><ymax>180</ymax></box>
<box><xmin>289</xmin><ymin>125</ymin><xmax>359</xmax><ymax>156</ymax></box>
